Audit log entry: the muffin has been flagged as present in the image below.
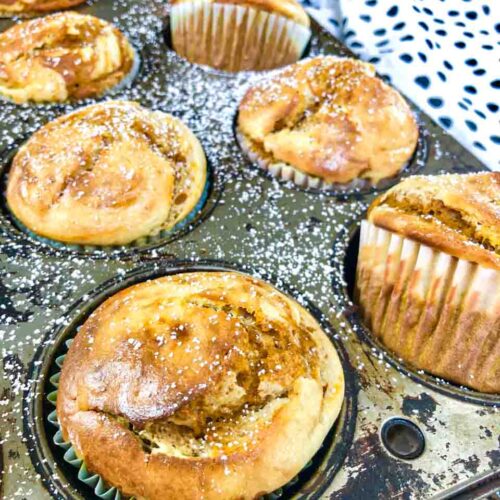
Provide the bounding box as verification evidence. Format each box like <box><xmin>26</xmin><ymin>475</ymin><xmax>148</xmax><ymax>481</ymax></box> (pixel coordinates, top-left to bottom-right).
<box><xmin>56</xmin><ymin>271</ymin><xmax>345</xmax><ymax>499</ymax></box>
<box><xmin>237</xmin><ymin>56</ymin><xmax>419</xmax><ymax>189</ymax></box>
<box><xmin>355</xmin><ymin>172</ymin><xmax>499</xmax><ymax>393</ymax></box>
<box><xmin>170</xmin><ymin>0</ymin><xmax>311</xmax><ymax>72</ymax></box>
<box><xmin>0</xmin><ymin>0</ymin><xmax>85</xmax><ymax>17</ymax></box>
<box><xmin>0</xmin><ymin>12</ymin><xmax>136</xmax><ymax>103</ymax></box>
<box><xmin>6</xmin><ymin>101</ymin><xmax>207</xmax><ymax>246</ymax></box>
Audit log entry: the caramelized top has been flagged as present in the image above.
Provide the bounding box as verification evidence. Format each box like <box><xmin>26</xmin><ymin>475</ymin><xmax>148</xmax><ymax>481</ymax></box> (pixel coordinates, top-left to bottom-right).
<box><xmin>171</xmin><ymin>0</ymin><xmax>310</xmax><ymax>26</ymax></box>
<box><xmin>238</xmin><ymin>56</ymin><xmax>418</xmax><ymax>184</ymax></box>
<box><xmin>57</xmin><ymin>272</ymin><xmax>334</xmax><ymax>458</ymax></box>
<box><xmin>0</xmin><ymin>12</ymin><xmax>135</xmax><ymax>103</ymax></box>
<box><xmin>6</xmin><ymin>101</ymin><xmax>206</xmax><ymax>245</ymax></box>
<box><xmin>368</xmin><ymin>172</ymin><xmax>500</xmax><ymax>269</ymax></box>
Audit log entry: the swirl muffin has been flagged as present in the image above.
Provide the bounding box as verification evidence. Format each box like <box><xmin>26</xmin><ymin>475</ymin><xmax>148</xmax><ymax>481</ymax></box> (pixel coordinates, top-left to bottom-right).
<box><xmin>57</xmin><ymin>271</ymin><xmax>345</xmax><ymax>499</ymax></box>
<box><xmin>6</xmin><ymin>101</ymin><xmax>207</xmax><ymax>246</ymax></box>
<box><xmin>170</xmin><ymin>0</ymin><xmax>311</xmax><ymax>72</ymax></box>
<box><xmin>0</xmin><ymin>0</ymin><xmax>85</xmax><ymax>17</ymax></box>
<box><xmin>0</xmin><ymin>12</ymin><xmax>136</xmax><ymax>103</ymax></box>
<box><xmin>356</xmin><ymin>172</ymin><xmax>499</xmax><ymax>393</ymax></box>
<box><xmin>238</xmin><ymin>56</ymin><xmax>419</xmax><ymax>189</ymax></box>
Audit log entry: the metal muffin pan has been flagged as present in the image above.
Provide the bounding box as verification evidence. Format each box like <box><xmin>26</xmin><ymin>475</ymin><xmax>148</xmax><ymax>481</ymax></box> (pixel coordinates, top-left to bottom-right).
<box><xmin>0</xmin><ymin>0</ymin><xmax>498</xmax><ymax>498</ymax></box>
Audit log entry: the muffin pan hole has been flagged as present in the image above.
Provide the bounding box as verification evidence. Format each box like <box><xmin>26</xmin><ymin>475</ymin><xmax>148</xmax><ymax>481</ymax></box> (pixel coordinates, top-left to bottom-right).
<box><xmin>24</xmin><ymin>261</ymin><xmax>358</xmax><ymax>500</ymax></box>
<box><xmin>380</xmin><ymin>418</ymin><xmax>425</xmax><ymax>461</ymax></box>
<box><xmin>0</xmin><ymin>140</ymin><xmax>222</xmax><ymax>258</ymax></box>
<box><xmin>337</xmin><ymin>224</ymin><xmax>500</xmax><ymax>406</ymax></box>
<box><xmin>234</xmin><ymin>112</ymin><xmax>429</xmax><ymax>198</ymax></box>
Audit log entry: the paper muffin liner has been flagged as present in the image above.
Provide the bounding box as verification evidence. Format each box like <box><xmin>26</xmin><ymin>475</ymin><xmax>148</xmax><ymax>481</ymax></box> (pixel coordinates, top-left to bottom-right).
<box><xmin>236</xmin><ymin>130</ymin><xmax>372</xmax><ymax>192</ymax></box>
<box><xmin>8</xmin><ymin>171</ymin><xmax>210</xmax><ymax>254</ymax></box>
<box><xmin>355</xmin><ymin>220</ymin><xmax>500</xmax><ymax>393</ymax></box>
<box><xmin>47</xmin><ymin>339</ymin><xmax>125</xmax><ymax>500</ymax></box>
<box><xmin>47</xmin><ymin>338</ymin><xmax>313</xmax><ymax>499</ymax></box>
<box><xmin>170</xmin><ymin>1</ymin><xmax>311</xmax><ymax>72</ymax></box>
<box><xmin>108</xmin><ymin>44</ymin><xmax>141</xmax><ymax>94</ymax></box>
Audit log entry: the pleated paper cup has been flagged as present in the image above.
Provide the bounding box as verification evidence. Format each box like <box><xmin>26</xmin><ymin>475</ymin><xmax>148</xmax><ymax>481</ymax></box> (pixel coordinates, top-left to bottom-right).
<box><xmin>170</xmin><ymin>1</ymin><xmax>311</xmax><ymax>72</ymax></box>
<box><xmin>355</xmin><ymin>220</ymin><xmax>500</xmax><ymax>394</ymax></box>
<box><xmin>236</xmin><ymin>130</ymin><xmax>370</xmax><ymax>191</ymax></box>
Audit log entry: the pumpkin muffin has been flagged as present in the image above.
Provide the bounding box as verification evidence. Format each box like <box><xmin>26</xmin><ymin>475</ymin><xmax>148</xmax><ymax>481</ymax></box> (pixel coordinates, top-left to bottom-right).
<box><xmin>0</xmin><ymin>0</ymin><xmax>85</xmax><ymax>17</ymax></box>
<box><xmin>57</xmin><ymin>271</ymin><xmax>345</xmax><ymax>499</ymax></box>
<box><xmin>6</xmin><ymin>101</ymin><xmax>207</xmax><ymax>246</ymax></box>
<box><xmin>0</xmin><ymin>12</ymin><xmax>136</xmax><ymax>103</ymax></box>
<box><xmin>170</xmin><ymin>0</ymin><xmax>311</xmax><ymax>71</ymax></box>
<box><xmin>356</xmin><ymin>172</ymin><xmax>499</xmax><ymax>393</ymax></box>
<box><xmin>238</xmin><ymin>56</ymin><xmax>419</xmax><ymax>189</ymax></box>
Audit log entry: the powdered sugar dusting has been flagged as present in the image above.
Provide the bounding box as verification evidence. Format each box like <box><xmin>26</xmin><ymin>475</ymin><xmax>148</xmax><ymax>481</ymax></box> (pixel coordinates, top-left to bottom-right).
<box><xmin>0</xmin><ymin>0</ymin><xmax>495</xmax><ymax>498</ymax></box>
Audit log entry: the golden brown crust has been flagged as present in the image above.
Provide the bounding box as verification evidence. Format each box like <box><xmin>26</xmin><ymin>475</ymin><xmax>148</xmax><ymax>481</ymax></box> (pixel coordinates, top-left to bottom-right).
<box><xmin>368</xmin><ymin>172</ymin><xmax>500</xmax><ymax>270</ymax></box>
<box><xmin>171</xmin><ymin>0</ymin><xmax>310</xmax><ymax>26</ymax></box>
<box><xmin>0</xmin><ymin>0</ymin><xmax>85</xmax><ymax>16</ymax></box>
<box><xmin>0</xmin><ymin>12</ymin><xmax>135</xmax><ymax>103</ymax></box>
<box><xmin>6</xmin><ymin>101</ymin><xmax>207</xmax><ymax>246</ymax></box>
<box><xmin>355</xmin><ymin>221</ymin><xmax>499</xmax><ymax>393</ymax></box>
<box><xmin>57</xmin><ymin>271</ymin><xmax>345</xmax><ymax>499</ymax></box>
<box><xmin>237</xmin><ymin>56</ymin><xmax>418</xmax><ymax>184</ymax></box>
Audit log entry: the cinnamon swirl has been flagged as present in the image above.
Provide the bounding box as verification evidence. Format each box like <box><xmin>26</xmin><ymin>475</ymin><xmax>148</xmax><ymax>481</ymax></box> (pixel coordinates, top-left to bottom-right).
<box><xmin>57</xmin><ymin>271</ymin><xmax>345</xmax><ymax>499</ymax></box>
<box><xmin>6</xmin><ymin>101</ymin><xmax>207</xmax><ymax>246</ymax></box>
<box><xmin>0</xmin><ymin>12</ymin><xmax>136</xmax><ymax>103</ymax></box>
<box><xmin>237</xmin><ymin>56</ymin><xmax>419</xmax><ymax>188</ymax></box>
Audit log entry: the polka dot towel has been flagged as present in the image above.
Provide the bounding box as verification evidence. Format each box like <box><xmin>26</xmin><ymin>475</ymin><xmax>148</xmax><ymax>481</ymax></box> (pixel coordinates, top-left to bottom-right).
<box><xmin>302</xmin><ymin>0</ymin><xmax>499</xmax><ymax>170</ymax></box>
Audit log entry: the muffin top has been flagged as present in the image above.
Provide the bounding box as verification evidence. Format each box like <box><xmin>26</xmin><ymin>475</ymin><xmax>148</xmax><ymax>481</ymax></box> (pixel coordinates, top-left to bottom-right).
<box><xmin>368</xmin><ymin>172</ymin><xmax>500</xmax><ymax>270</ymax></box>
<box><xmin>6</xmin><ymin>101</ymin><xmax>206</xmax><ymax>246</ymax></box>
<box><xmin>57</xmin><ymin>271</ymin><xmax>344</xmax><ymax>499</ymax></box>
<box><xmin>171</xmin><ymin>0</ymin><xmax>310</xmax><ymax>27</ymax></box>
<box><xmin>238</xmin><ymin>56</ymin><xmax>418</xmax><ymax>184</ymax></box>
<box><xmin>0</xmin><ymin>12</ymin><xmax>135</xmax><ymax>103</ymax></box>
<box><xmin>0</xmin><ymin>0</ymin><xmax>85</xmax><ymax>16</ymax></box>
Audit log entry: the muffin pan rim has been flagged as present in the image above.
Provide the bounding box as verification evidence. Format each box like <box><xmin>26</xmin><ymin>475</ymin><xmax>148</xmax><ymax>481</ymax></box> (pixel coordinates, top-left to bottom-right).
<box><xmin>24</xmin><ymin>260</ymin><xmax>359</xmax><ymax>500</ymax></box>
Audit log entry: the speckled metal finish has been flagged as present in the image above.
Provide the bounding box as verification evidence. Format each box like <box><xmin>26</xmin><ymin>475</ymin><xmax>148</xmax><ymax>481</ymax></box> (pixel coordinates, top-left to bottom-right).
<box><xmin>0</xmin><ymin>0</ymin><xmax>498</xmax><ymax>499</ymax></box>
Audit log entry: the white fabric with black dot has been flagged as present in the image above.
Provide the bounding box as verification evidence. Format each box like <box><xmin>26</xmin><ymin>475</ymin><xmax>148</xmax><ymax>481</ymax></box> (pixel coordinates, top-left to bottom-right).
<box><xmin>302</xmin><ymin>0</ymin><xmax>498</xmax><ymax>170</ymax></box>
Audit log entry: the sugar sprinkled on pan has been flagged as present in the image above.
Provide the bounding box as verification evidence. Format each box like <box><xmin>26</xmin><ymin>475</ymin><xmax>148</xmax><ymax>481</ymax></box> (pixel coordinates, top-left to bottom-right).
<box><xmin>0</xmin><ymin>0</ymin><xmax>496</xmax><ymax>497</ymax></box>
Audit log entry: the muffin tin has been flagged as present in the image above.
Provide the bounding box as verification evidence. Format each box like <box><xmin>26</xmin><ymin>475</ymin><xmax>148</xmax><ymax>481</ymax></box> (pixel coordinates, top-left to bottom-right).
<box><xmin>0</xmin><ymin>0</ymin><xmax>498</xmax><ymax>498</ymax></box>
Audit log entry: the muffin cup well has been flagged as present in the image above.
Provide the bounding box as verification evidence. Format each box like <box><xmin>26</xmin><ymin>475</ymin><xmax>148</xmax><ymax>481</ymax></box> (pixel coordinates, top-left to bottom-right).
<box><xmin>170</xmin><ymin>1</ymin><xmax>310</xmax><ymax>72</ymax></box>
<box><xmin>355</xmin><ymin>220</ymin><xmax>499</xmax><ymax>394</ymax></box>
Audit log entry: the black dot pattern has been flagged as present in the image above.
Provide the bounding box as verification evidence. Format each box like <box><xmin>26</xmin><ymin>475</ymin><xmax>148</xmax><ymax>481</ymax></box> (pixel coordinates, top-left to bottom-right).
<box><xmin>305</xmin><ymin>0</ymin><xmax>498</xmax><ymax>168</ymax></box>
